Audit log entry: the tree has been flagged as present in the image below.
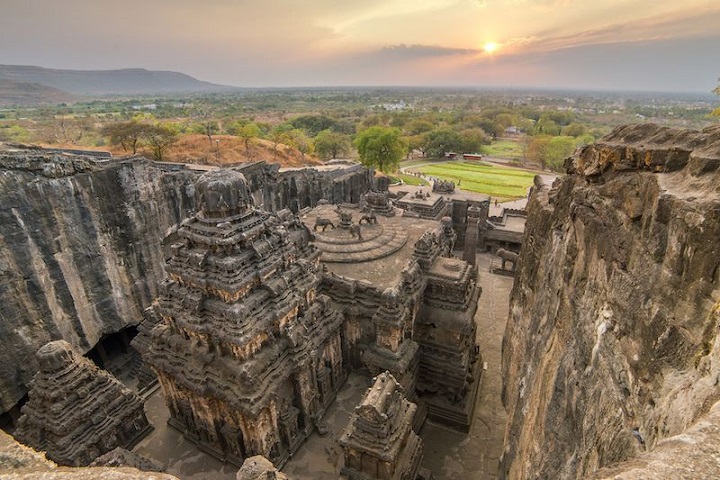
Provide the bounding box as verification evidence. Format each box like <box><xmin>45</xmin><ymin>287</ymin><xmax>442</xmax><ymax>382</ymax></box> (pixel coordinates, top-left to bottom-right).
<box><xmin>494</xmin><ymin>113</ymin><xmax>519</xmax><ymax>129</ymax></box>
<box><xmin>236</xmin><ymin>123</ymin><xmax>263</xmax><ymax>159</ymax></box>
<box><xmin>144</xmin><ymin>124</ymin><xmax>178</xmax><ymax>161</ymax></box>
<box><xmin>405</xmin><ymin>119</ymin><xmax>434</xmax><ymax>136</ymax></box>
<box><xmin>405</xmin><ymin>135</ymin><xmax>427</xmax><ymax>158</ymax></box>
<box><xmin>191</xmin><ymin>106</ymin><xmax>217</xmax><ymax>146</ymax></box>
<box><xmin>534</xmin><ymin>115</ymin><xmax>561</xmax><ymax>136</ymax></box>
<box><xmin>545</xmin><ymin>136</ymin><xmax>576</xmax><ymax>171</ymax></box>
<box><xmin>525</xmin><ymin>135</ymin><xmax>576</xmax><ymax>171</ymax></box>
<box><xmin>713</xmin><ymin>79</ymin><xmax>720</xmax><ymax>117</ymax></box>
<box><xmin>101</xmin><ymin>120</ymin><xmax>146</xmax><ymax>154</ymax></box>
<box><xmin>527</xmin><ymin>135</ymin><xmax>551</xmax><ymax>169</ymax></box>
<box><xmin>287</xmin><ymin>129</ymin><xmax>313</xmax><ymax>162</ymax></box>
<box><xmin>459</xmin><ymin>128</ymin><xmax>489</xmax><ymax>153</ymax></box>
<box><xmin>562</xmin><ymin>123</ymin><xmax>587</xmax><ymax>137</ymax></box>
<box><xmin>422</xmin><ymin>128</ymin><xmax>464</xmax><ymax>158</ymax></box>
<box><xmin>288</xmin><ymin>115</ymin><xmax>339</xmax><ymax>137</ymax></box>
<box><xmin>314</xmin><ymin>129</ymin><xmax>351</xmax><ymax>160</ymax></box>
<box><xmin>269</xmin><ymin>123</ymin><xmax>294</xmax><ymax>160</ymax></box>
<box><xmin>354</xmin><ymin>126</ymin><xmax>407</xmax><ymax>173</ymax></box>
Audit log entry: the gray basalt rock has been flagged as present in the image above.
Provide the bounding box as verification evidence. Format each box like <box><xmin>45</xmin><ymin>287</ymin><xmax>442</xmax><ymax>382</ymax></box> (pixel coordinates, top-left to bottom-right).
<box><xmin>501</xmin><ymin>124</ymin><xmax>720</xmax><ymax>479</ymax></box>
<box><xmin>0</xmin><ymin>153</ymin><xmax>196</xmax><ymax>414</ymax></box>
<box><xmin>0</xmin><ymin>430</ymin><xmax>178</xmax><ymax>480</ymax></box>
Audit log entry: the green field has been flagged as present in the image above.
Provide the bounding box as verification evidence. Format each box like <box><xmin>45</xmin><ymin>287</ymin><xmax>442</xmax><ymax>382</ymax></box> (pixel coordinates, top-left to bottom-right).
<box><xmin>411</xmin><ymin>161</ymin><xmax>535</xmax><ymax>200</ymax></box>
<box><xmin>396</xmin><ymin>172</ymin><xmax>428</xmax><ymax>186</ymax></box>
<box><xmin>480</xmin><ymin>139</ymin><xmax>523</xmax><ymax>159</ymax></box>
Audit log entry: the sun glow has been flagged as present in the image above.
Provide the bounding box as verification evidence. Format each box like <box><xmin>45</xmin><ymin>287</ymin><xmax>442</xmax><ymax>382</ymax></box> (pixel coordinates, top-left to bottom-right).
<box><xmin>483</xmin><ymin>42</ymin><xmax>499</xmax><ymax>54</ymax></box>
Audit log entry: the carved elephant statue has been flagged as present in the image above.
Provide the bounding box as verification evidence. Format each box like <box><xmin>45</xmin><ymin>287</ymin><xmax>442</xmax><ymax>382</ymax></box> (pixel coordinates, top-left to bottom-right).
<box><xmin>359</xmin><ymin>211</ymin><xmax>377</xmax><ymax>225</ymax></box>
<box><xmin>496</xmin><ymin>248</ymin><xmax>519</xmax><ymax>271</ymax></box>
<box><xmin>314</xmin><ymin>217</ymin><xmax>335</xmax><ymax>232</ymax></box>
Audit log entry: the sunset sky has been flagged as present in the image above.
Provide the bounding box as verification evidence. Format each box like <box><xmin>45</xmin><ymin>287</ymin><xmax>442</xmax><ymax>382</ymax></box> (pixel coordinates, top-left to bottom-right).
<box><xmin>2</xmin><ymin>0</ymin><xmax>719</xmax><ymax>93</ymax></box>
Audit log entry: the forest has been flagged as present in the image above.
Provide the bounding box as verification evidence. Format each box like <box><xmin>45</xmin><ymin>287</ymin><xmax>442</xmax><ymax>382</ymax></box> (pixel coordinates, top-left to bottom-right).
<box><xmin>0</xmin><ymin>87</ymin><xmax>716</xmax><ymax>172</ymax></box>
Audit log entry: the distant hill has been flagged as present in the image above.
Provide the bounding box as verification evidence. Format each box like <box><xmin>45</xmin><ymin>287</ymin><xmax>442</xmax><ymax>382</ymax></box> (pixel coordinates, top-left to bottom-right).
<box><xmin>0</xmin><ymin>78</ymin><xmax>78</xmax><ymax>106</ymax></box>
<box><xmin>0</xmin><ymin>65</ymin><xmax>236</xmax><ymax>98</ymax></box>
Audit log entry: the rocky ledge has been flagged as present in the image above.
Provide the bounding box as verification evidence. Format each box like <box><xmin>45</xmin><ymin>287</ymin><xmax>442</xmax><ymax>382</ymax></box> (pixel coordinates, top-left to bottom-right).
<box><xmin>501</xmin><ymin>123</ymin><xmax>720</xmax><ymax>479</ymax></box>
<box><xmin>0</xmin><ymin>430</ymin><xmax>178</xmax><ymax>480</ymax></box>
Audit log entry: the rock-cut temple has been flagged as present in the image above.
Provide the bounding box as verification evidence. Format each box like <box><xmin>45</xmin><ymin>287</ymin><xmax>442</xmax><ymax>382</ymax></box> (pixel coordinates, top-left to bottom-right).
<box><xmin>138</xmin><ymin>168</ymin><xmax>483</xmax><ymax>470</ymax></box>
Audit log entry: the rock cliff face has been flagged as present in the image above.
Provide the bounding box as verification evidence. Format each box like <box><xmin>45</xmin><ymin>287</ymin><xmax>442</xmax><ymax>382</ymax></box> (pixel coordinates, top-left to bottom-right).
<box><xmin>0</xmin><ymin>153</ymin><xmax>196</xmax><ymax>413</ymax></box>
<box><xmin>501</xmin><ymin>124</ymin><xmax>720</xmax><ymax>479</ymax></box>
<box><xmin>0</xmin><ymin>149</ymin><xmax>373</xmax><ymax>414</ymax></box>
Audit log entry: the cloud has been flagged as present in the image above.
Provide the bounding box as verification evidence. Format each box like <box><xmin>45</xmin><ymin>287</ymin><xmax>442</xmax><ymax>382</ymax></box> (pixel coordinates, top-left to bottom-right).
<box><xmin>379</xmin><ymin>44</ymin><xmax>480</xmax><ymax>58</ymax></box>
<box><xmin>502</xmin><ymin>5</ymin><xmax>720</xmax><ymax>55</ymax></box>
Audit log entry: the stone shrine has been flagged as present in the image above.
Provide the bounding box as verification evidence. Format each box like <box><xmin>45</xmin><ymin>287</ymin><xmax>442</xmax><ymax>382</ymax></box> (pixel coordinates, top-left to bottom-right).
<box><xmin>13</xmin><ymin>340</ymin><xmax>151</xmax><ymax>467</ymax></box>
<box><xmin>303</xmin><ymin>202</ymin><xmax>482</xmax><ymax>432</ymax></box>
<box><xmin>339</xmin><ymin>372</ymin><xmax>424</xmax><ymax>480</ymax></box>
<box><xmin>136</xmin><ymin>169</ymin><xmax>345</xmax><ymax>467</ymax></box>
<box><xmin>415</xmin><ymin>255</ymin><xmax>481</xmax><ymax>430</ymax></box>
<box><xmin>394</xmin><ymin>190</ymin><xmax>449</xmax><ymax>220</ymax></box>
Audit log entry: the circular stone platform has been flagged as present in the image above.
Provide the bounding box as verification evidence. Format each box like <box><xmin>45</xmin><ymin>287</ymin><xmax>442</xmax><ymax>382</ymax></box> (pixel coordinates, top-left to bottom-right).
<box><xmin>312</xmin><ymin>222</ymin><xmax>408</xmax><ymax>263</ymax></box>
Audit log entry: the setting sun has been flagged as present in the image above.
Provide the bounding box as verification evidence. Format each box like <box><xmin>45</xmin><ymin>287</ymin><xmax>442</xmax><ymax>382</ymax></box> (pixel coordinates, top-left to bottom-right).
<box><xmin>483</xmin><ymin>42</ymin><xmax>499</xmax><ymax>54</ymax></box>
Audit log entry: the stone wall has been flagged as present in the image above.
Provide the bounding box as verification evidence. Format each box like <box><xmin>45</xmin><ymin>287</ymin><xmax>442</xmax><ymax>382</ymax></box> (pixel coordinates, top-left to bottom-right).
<box><xmin>500</xmin><ymin>124</ymin><xmax>720</xmax><ymax>479</ymax></box>
<box><xmin>0</xmin><ymin>149</ymin><xmax>374</xmax><ymax>414</ymax></box>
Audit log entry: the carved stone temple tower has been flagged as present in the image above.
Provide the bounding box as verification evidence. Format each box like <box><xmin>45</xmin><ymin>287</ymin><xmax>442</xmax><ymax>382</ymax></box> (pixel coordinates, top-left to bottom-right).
<box><xmin>339</xmin><ymin>372</ymin><xmax>424</xmax><ymax>480</ymax></box>
<box><xmin>14</xmin><ymin>340</ymin><xmax>151</xmax><ymax>466</ymax></box>
<box><xmin>139</xmin><ymin>169</ymin><xmax>345</xmax><ymax>467</ymax></box>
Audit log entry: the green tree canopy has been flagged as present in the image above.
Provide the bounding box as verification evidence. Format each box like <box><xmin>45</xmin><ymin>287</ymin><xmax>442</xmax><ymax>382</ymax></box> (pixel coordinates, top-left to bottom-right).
<box><xmin>562</xmin><ymin>123</ymin><xmax>587</xmax><ymax>137</ymax></box>
<box><xmin>236</xmin><ymin>123</ymin><xmax>263</xmax><ymax>152</ymax></box>
<box><xmin>100</xmin><ymin>120</ymin><xmax>146</xmax><ymax>154</ymax></box>
<box><xmin>534</xmin><ymin>115</ymin><xmax>561</xmax><ymax>136</ymax></box>
<box><xmin>527</xmin><ymin>135</ymin><xmax>576</xmax><ymax>171</ymax></box>
<box><xmin>314</xmin><ymin>129</ymin><xmax>351</xmax><ymax>160</ymax></box>
<box><xmin>144</xmin><ymin>124</ymin><xmax>178</xmax><ymax>161</ymax></box>
<box><xmin>287</xmin><ymin>129</ymin><xmax>314</xmax><ymax>161</ymax></box>
<box><xmin>459</xmin><ymin>128</ymin><xmax>489</xmax><ymax>153</ymax></box>
<box><xmin>545</xmin><ymin>136</ymin><xmax>577</xmax><ymax>170</ymax></box>
<box><xmin>355</xmin><ymin>126</ymin><xmax>407</xmax><ymax>173</ymax></box>
<box><xmin>422</xmin><ymin>128</ymin><xmax>464</xmax><ymax>158</ymax></box>
<box><xmin>288</xmin><ymin>115</ymin><xmax>339</xmax><ymax>137</ymax></box>
<box><xmin>405</xmin><ymin>119</ymin><xmax>434</xmax><ymax>136</ymax></box>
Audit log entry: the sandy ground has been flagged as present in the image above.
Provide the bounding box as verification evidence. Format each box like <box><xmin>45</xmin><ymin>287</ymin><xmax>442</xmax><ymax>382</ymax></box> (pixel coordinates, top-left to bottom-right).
<box><xmin>133</xmin><ymin>252</ymin><xmax>512</xmax><ymax>479</ymax></box>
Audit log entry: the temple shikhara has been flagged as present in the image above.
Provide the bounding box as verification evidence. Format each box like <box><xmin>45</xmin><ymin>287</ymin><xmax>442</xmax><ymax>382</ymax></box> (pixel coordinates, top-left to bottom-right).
<box><xmin>13</xmin><ymin>340</ymin><xmax>151</xmax><ymax>466</ymax></box>
<box><xmin>140</xmin><ymin>170</ymin><xmax>345</xmax><ymax>466</ymax></box>
<box><xmin>339</xmin><ymin>372</ymin><xmax>425</xmax><ymax>480</ymax></box>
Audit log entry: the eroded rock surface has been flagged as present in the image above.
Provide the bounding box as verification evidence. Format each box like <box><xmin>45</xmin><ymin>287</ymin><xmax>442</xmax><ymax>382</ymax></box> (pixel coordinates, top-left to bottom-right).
<box><xmin>501</xmin><ymin>124</ymin><xmax>720</xmax><ymax>479</ymax></box>
<box><xmin>0</xmin><ymin>153</ymin><xmax>196</xmax><ymax>413</ymax></box>
<box><xmin>0</xmin><ymin>430</ymin><xmax>178</xmax><ymax>480</ymax></box>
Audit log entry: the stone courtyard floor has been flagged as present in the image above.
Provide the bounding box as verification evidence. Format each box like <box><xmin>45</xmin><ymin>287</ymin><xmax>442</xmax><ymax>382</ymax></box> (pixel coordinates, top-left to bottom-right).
<box><xmin>133</xmin><ymin>252</ymin><xmax>512</xmax><ymax>479</ymax></box>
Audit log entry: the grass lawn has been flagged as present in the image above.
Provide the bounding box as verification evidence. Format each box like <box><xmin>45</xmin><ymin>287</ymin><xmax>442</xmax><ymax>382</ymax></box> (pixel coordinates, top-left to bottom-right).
<box><xmin>413</xmin><ymin>161</ymin><xmax>535</xmax><ymax>200</ymax></box>
<box><xmin>480</xmin><ymin>139</ymin><xmax>523</xmax><ymax>160</ymax></box>
<box><xmin>395</xmin><ymin>172</ymin><xmax>429</xmax><ymax>186</ymax></box>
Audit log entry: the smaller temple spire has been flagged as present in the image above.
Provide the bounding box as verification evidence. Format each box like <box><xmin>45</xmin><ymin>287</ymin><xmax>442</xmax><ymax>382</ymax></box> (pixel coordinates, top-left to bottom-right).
<box><xmin>14</xmin><ymin>340</ymin><xmax>151</xmax><ymax>466</ymax></box>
